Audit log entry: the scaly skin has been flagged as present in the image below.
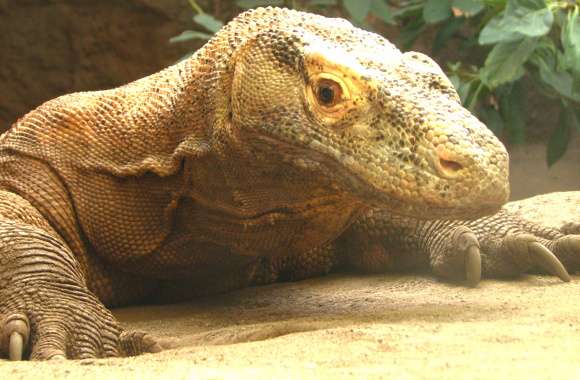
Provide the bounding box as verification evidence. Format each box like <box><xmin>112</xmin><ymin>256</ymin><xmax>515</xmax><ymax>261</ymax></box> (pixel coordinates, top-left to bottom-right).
<box><xmin>0</xmin><ymin>7</ymin><xmax>578</xmax><ymax>360</ymax></box>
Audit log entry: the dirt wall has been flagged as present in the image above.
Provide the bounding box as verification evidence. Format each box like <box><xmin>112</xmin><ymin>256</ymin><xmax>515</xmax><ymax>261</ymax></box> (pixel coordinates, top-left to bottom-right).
<box><xmin>0</xmin><ymin>0</ymin><xmax>194</xmax><ymax>128</ymax></box>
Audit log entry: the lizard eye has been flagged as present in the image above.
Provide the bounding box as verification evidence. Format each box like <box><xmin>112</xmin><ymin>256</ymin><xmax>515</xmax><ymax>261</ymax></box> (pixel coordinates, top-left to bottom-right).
<box><xmin>316</xmin><ymin>79</ymin><xmax>342</xmax><ymax>107</ymax></box>
<box><xmin>306</xmin><ymin>72</ymin><xmax>353</xmax><ymax>122</ymax></box>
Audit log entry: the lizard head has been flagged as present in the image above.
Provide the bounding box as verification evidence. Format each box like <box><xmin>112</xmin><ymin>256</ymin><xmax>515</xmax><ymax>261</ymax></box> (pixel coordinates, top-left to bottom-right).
<box><xmin>209</xmin><ymin>7</ymin><xmax>509</xmax><ymax>219</ymax></box>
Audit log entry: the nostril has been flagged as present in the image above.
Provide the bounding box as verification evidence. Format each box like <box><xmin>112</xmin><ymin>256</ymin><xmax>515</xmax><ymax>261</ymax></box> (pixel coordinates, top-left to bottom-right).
<box><xmin>428</xmin><ymin>148</ymin><xmax>467</xmax><ymax>179</ymax></box>
<box><xmin>439</xmin><ymin>157</ymin><xmax>463</xmax><ymax>172</ymax></box>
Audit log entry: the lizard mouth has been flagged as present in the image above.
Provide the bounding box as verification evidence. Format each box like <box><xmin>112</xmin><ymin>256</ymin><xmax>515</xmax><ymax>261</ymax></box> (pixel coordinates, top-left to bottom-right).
<box><xmin>250</xmin><ymin>131</ymin><xmax>502</xmax><ymax>220</ymax></box>
<box><xmin>322</xmin><ymin>157</ymin><xmax>500</xmax><ymax>220</ymax></box>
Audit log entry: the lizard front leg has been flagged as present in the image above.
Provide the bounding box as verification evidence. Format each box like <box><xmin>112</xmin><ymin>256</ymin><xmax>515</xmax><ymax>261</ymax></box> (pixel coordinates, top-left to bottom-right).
<box><xmin>340</xmin><ymin>199</ymin><xmax>580</xmax><ymax>287</ymax></box>
<box><xmin>0</xmin><ymin>191</ymin><xmax>160</xmax><ymax>360</ymax></box>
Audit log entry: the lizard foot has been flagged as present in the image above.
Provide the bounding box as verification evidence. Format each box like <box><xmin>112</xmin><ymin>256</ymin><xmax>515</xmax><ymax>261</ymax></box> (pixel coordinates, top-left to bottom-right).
<box><xmin>430</xmin><ymin>221</ymin><xmax>579</xmax><ymax>286</ymax></box>
<box><xmin>0</xmin><ymin>284</ymin><xmax>162</xmax><ymax>360</ymax></box>
<box><xmin>119</xmin><ymin>330</ymin><xmax>163</xmax><ymax>356</ymax></box>
<box><xmin>561</xmin><ymin>222</ymin><xmax>580</xmax><ymax>235</ymax></box>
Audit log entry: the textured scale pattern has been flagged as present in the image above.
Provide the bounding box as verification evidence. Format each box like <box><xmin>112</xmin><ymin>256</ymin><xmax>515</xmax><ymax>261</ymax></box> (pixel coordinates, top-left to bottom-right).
<box><xmin>0</xmin><ymin>7</ymin><xmax>578</xmax><ymax>360</ymax></box>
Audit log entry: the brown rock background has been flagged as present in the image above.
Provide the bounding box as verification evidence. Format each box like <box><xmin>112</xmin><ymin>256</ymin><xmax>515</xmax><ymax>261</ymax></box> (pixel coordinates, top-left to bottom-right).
<box><xmin>0</xmin><ymin>0</ymin><xmax>193</xmax><ymax>127</ymax></box>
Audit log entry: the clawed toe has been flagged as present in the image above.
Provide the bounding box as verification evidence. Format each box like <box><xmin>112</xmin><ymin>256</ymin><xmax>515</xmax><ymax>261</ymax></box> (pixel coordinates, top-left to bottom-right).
<box><xmin>465</xmin><ymin>245</ymin><xmax>481</xmax><ymax>287</ymax></box>
<box><xmin>451</xmin><ymin>227</ymin><xmax>482</xmax><ymax>287</ymax></box>
<box><xmin>501</xmin><ymin>234</ymin><xmax>571</xmax><ymax>282</ymax></box>
<box><xmin>9</xmin><ymin>332</ymin><xmax>25</xmax><ymax>361</ymax></box>
<box><xmin>120</xmin><ymin>330</ymin><xmax>163</xmax><ymax>356</ymax></box>
<box><xmin>435</xmin><ymin>229</ymin><xmax>575</xmax><ymax>285</ymax></box>
<box><xmin>430</xmin><ymin>226</ymin><xmax>483</xmax><ymax>287</ymax></box>
<box><xmin>1</xmin><ymin>314</ymin><xmax>30</xmax><ymax>361</ymax></box>
<box><xmin>528</xmin><ymin>242</ymin><xmax>570</xmax><ymax>282</ymax></box>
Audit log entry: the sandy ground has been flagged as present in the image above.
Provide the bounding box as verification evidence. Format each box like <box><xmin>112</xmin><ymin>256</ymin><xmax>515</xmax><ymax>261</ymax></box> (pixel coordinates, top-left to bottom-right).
<box><xmin>2</xmin><ymin>274</ymin><xmax>580</xmax><ymax>379</ymax></box>
<box><xmin>1</xmin><ymin>197</ymin><xmax>579</xmax><ymax>379</ymax></box>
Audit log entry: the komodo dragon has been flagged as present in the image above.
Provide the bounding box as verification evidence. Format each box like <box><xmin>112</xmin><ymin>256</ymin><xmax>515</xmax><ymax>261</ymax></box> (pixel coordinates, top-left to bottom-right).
<box><xmin>0</xmin><ymin>7</ymin><xmax>579</xmax><ymax>361</ymax></box>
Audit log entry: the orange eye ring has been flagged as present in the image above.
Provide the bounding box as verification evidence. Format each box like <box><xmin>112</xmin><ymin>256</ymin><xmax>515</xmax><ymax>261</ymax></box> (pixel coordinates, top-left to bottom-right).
<box><xmin>315</xmin><ymin>78</ymin><xmax>343</xmax><ymax>108</ymax></box>
<box><xmin>306</xmin><ymin>72</ymin><xmax>353</xmax><ymax>122</ymax></box>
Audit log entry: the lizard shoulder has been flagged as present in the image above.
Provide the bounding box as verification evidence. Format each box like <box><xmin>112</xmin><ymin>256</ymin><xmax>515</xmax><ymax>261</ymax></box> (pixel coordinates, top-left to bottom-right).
<box><xmin>0</xmin><ymin>62</ymin><xmax>211</xmax><ymax>179</ymax></box>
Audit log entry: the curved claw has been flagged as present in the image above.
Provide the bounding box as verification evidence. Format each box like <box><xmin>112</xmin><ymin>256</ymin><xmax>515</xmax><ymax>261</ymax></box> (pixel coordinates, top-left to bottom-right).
<box><xmin>3</xmin><ymin>315</ymin><xmax>29</xmax><ymax>361</ymax></box>
<box><xmin>529</xmin><ymin>242</ymin><xmax>571</xmax><ymax>282</ymax></box>
<box><xmin>465</xmin><ymin>245</ymin><xmax>482</xmax><ymax>287</ymax></box>
<box><xmin>9</xmin><ymin>332</ymin><xmax>24</xmax><ymax>361</ymax></box>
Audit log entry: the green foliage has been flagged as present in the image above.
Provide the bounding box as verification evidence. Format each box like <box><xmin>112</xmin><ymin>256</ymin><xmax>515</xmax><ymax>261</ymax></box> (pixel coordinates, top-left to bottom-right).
<box><xmin>193</xmin><ymin>13</ymin><xmax>224</xmax><ymax>32</ymax></box>
<box><xmin>169</xmin><ymin>30</ymin><xmax>213</xmax><ymax>43</ymax></box>
<box><xmin>452</xmin><ymin>0</ymin><xmax>485</xmax><ymax>15</ymax></box>
<box><xmin>479</xmin><ymin>0</ymin><xmax>553</xmax><ymax>44</ymax></box>
<box><xmin>423</xmin><ymin>0</ymin><xmax>452</xmax><ymax>24</ymax></box>
<box><xmin>480</xmin><ymin>37</ymin><xmax>538</xmax><ymax>88</ymax></box>
<box><xmin>237</xmin><ymin>0</ymin><xmax>285</xmax><ymax>9</ymax></box>
<box><xmin>547</xmin><ymin>105</ymin><xmax>575</xmax><ymax>166</ymax></box>
<box><xmin>343</xmin><ymin>0</ymin><xmax>372</xmax><ymax>22</ymax></box>
<box><xmin>171</xmin><ymin>0</ymin><xmax>580</xmax><ymax>165</ymax></box>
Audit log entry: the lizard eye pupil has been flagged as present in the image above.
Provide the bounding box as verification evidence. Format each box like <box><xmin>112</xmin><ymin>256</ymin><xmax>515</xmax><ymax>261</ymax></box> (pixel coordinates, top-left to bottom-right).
<box><xmin>315</xmin><ymin>79</ymin><xmax>342</xmax><ymax>107</ymax></box>
<box><xmin>319</xmin><ymin>86</ymin><xmax>334</xmax><ymax>104</ymax></box>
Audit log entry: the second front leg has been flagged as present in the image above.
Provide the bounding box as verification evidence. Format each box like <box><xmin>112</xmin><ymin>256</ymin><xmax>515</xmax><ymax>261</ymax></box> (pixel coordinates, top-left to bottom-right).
<box><xmin>339</xmin><ymin>206</ymin><xmax>580</xmax><ymax>287</ymax></box>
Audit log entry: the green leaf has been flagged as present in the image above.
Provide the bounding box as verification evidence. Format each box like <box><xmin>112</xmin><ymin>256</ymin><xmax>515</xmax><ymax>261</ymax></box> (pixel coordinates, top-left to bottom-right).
<box><xmin>528</xmin><ymin>36</ymin><xmax>557</xmax><ymax>71</ymax></box>
<box><xmin>392</xmin><ymin>3</ymin><xmax>423</xmax><ymax>18</ymax></box>
<box><xmin>466</xmin><ymin>82</ymin><xmax>485</xmax><ymax>111</ymax></box>
<box><xmin>529</xmin><ymin>36</ymin><xmax>580</xmax><ymax>102</ymax></box>
<box><xmin>478</xmin><ymin>106</ymin><xmax>504</xmax><ymax>136</ymax></box>
<box><xmin>236</xmin><ymin>0</ymin><xmax>284</xmax><ymax>8</ymax></box>
<box><xmin>539</xmin><ymin>66</ymin><xmax>580</xmax><ymax>102</ymax></box>
<box><xmin>308</xmin><ymin>0</ymin><xmax>337</xmax><ymax>6</ymax></box>
<box><xmin>482</xmin><ymin>0</ymin><xmax>506</xmax><ymax>7</ymax></box>
<box><xmin>480</xmin><ymin>38</ymin><xmax>538</xmax><ymax>88</ymax></box>
<box><xmin>397</xmin><ymin>16</ymin><xmax>426</xmax><ymax>50</ymax></box>
<box><xmin>169</xmin><ymin>30</ymin><xmax>213</xmax><ymax>44</ymax></box>
<box><xmin>451</xmin><ymin>0</ymin><xmax>484</xmax><ymax>17</ymax></box>
<box><xmin>449</xmin><ymin>75</ymin><xmax>474</xmax><ymax>104</ymax></box>
<box><xmin>448</xmin><ymin>74</ymin><xmax>461</xmax><ymax>90</ymax></box>
<box><xmin>370</xmin><ymin>0</ymin><xmax>394</xmax><ymax>24</ymax></box>
<box><xmin>546</xmin><ymin>106</ymin><xmax>573</xmax><ymax>166</ymax></box>
<box><xmin>343</xmin><ymin>0</ymin><xmax>372</xmax><ymax>23</ymax></box>
<box><xmin>499</xmin><ymin>81</ymin><xmax>527</xmax><ymax>144</ymax></box>
<box><xmin>423</xmin><ymin>0</ymin><xmax>452</xmax><ymax>24</ymax></box>
<box><xmin>479</xmin><ymin>14</ymin><xmax>519</xmax><ymax>44</ymax></box>
<box><xmin>479</xmin><ymin>0</ymin><xmax>553</xmax><ymax>45</ymax></box>
<box><xmin>561</xmin><ymin>8</ymin><xmax>580</xmax><ymax>84</ymax></box>
<box><xmin>193</xmin><ymin>13</ymin><xmax>224</xmax><ymax>33</ymax></box>
<box><xmin>433</xmin><ymin>17</ymin><xmax>465</xmax><ymax>54</ymax></box>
